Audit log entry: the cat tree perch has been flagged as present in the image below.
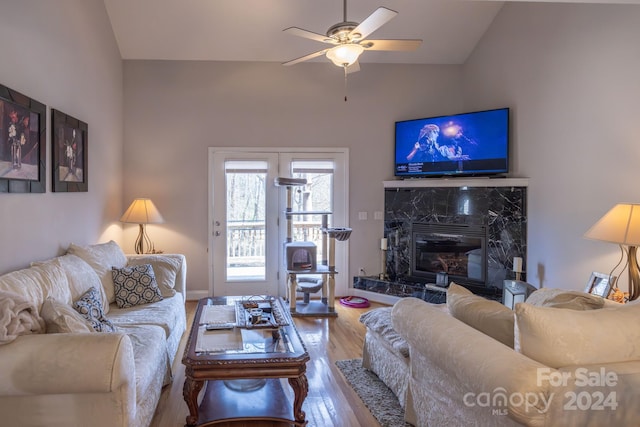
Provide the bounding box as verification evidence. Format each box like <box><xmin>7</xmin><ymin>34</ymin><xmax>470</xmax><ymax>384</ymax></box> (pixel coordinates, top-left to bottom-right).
<box><xmin>275</xmin><ymin>177</ymin><xmax>352</xmax><ymax>317</ymax></box>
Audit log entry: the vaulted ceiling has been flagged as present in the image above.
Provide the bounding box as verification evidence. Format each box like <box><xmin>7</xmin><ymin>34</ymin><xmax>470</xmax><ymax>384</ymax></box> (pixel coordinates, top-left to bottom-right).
<box><xmin>104</xmin><ymin>0</ymin><xmax>639</xmax><ymax>65</ymax></box>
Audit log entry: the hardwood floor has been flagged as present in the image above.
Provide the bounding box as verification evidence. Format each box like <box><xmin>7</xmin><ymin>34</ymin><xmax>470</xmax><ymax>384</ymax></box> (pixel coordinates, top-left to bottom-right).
<box><xmin>150</xmin><ymin>299</ymin><xmax>388</xmax><ymax>427</ymax></box>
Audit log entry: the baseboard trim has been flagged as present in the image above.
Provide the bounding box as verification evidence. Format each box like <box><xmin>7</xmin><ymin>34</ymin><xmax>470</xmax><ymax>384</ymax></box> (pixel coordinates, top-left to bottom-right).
<box><xmin>352</xmin><ymin>289</ymin><xmax>399</xmax><ymax>306</ymax></box>
<box><xmin>186</xmin><ymin>290</ymin><xmax>209</xmax><ymax>301</ymax></box>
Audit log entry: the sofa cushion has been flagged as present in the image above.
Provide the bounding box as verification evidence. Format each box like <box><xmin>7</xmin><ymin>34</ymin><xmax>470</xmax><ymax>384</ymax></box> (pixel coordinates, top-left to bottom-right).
<box><xmin>515</xmin><ymin>302</ymin><xmax>640</xmax><ymax>368</ymax></box>
<box><xmin>112</xmin><ymin>265</ymin><xmax>163</xmax><ymax>309</ymax></box>
<box><xmin>67</xmin><ymin>241</ymin><xmax>127</xmax><ymax>304</ymax></box>
<box><xmin>54</xmin><ymin>254</ymin><xmax>110</xmax><ymax>313</ymax></box>
<box><xmin>446</xmin><ymin>282</ymin><xmax>515</xmax><ymax>347</ymax></box>
<box><xmin>115</xmin><ymin>324</ymin><xmax>170</xmax><ymax>397</ymax></box>
<box><xmin>73</xmin><ymin>287</ymin><xmax>116</xmax><ymax>332</ymax></box>
<box><xmin>107</xmin><ymin>294</ymin><xmax>184</xmax><ymax>339</ymax></box>
<box><xmin>40</xmin><ymin>297</ymin><xmax>94</xmax><ymax>334</ymax></box>
<box><xmin>525</xmin><ymin>288</ymin><xmax>605</xmax><ymax>310</ymax></box>
<box><xmin>359</xmin><ymin>307</ymin><xmax>410</xmax><ymax>357</ymax></box>
<box><xmin>126</xmin><ymin>255</ymin><xmax>180</xmax><ymax>297</ymax></box>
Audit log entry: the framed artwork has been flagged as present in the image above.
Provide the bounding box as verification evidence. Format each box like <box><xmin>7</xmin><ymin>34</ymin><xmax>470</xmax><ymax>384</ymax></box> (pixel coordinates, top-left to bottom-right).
<box><xmin>584</xmin><ymin>272</ymin><xmax>615</xmax><ymax>298</ymax></box>
<box><xmin>0</xmin><ymin>83</ymin><xmax>46</xmax><ymax>193</ymax></box>
<box><xmin>51</xmin><ymin>109</ymin><xmax>88</xmax><ymax>192</ymax></box>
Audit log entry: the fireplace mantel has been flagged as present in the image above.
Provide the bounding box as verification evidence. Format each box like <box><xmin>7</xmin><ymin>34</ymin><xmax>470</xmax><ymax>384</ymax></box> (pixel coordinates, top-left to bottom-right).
<box><xmin>383</xmin><ymin>177</ymin><xmax>529</xmax><ymax>189</ymax></box>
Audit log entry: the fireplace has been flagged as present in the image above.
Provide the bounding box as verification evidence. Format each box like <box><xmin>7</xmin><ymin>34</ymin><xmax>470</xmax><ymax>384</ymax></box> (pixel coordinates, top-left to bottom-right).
<box><xmin>411</xmin><ymin>223</ymin><xmax>486</xmax><ymax>287</ymax></box>
<box><xmin>353</xmin><ymin>179</ymin><xmax>528</xmax><ymax>302</ymax></box>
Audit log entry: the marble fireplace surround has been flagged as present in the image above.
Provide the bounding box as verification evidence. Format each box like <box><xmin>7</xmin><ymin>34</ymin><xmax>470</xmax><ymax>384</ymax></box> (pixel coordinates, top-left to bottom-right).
<box><xmin>353</xmin><ymin>178</ymin><xmax>528</xmax><ymax>304</ymax></box>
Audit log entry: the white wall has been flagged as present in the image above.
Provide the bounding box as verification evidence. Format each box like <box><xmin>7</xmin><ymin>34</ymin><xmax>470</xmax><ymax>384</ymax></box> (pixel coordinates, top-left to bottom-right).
<box><xmin>0</xmin><ymin>0</ymin><xmax>124</xmax><ymax>274</ymax></box>
<box><xmin>463</xmin><ymin>3</ymin><xmax>640</xmax><ymax>291</ymax></box>
<box><xmin>122</xmin><ymin>61</ymin><xmax>464</xmax><ymax>294</ymax></box>
<box><xmin>5</xmin><ymin>1</ymin><xmax>634</xmax><ymax>298</ymax></box>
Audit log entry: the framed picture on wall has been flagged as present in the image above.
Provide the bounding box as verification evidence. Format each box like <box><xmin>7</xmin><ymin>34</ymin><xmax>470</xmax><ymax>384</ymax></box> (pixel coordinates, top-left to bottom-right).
<box><xmin>51</xmin><ymin>109</ymin><xmax>88</xmax><ymax>192</ymax></box>
<box><xmin>0</xmin><ymin>83</ymin><xmax>46</xmax><ymax>193</ymax></box>
<box><xmin>584</xmin><ymin>272</ymin><xmax>615</xmax><ymax>298</ymax></box>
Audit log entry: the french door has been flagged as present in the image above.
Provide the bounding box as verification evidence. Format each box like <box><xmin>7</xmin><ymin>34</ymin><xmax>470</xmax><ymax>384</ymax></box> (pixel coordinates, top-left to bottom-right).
<box><xmin>209</xmin><ymin>148</ymin><xmax>348</xmax><ymax>298</ymax></box>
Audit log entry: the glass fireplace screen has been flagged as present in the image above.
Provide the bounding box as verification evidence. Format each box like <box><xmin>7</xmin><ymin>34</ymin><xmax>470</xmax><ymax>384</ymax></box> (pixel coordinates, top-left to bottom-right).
<box><xmin>411</xmin><ymin>223</ymin><xmax>486</xmax><ymax>283</ymax></box>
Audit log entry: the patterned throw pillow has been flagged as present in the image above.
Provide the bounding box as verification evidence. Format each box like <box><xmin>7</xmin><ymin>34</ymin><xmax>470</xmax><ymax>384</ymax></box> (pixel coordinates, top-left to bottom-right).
<box><xmin>73</xmin><ymin>287</ymin><xmax>116</xmax><ymax>332</ymax></box>
<box><xmin>126</xmin><ymin>255</ymin><xmax>180</xmax><ymax>297</ymax></box>
<box><xmin>112</xmin><ymin>264</ymin><xmax>163</xmax><ymax>309</ymax></box>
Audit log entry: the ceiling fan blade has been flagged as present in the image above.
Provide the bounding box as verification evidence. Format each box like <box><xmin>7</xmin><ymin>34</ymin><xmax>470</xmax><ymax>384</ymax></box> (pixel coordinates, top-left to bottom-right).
<box><xmin>283</xmin><ymin>27</ymin><xmax>337</xmax><ymax>44</ymax></box>
<box><xmin>362</xmin><ymin>39</ymin><xmax>422</xmax><ymax>51</ymax></box>
<box><xmin>346</xmin><ymin>61</ymin><xmax>360</xmax><ymax>74</ymax></box>
<box><xmin>282</xmin><ymin>49</ymin><xmax>329</xmax><ymax>66</ymax></box>
<box><xmin>349</xmin><ymin>7</ymin><xmax>397</xmax><ymax>41</ymax></box>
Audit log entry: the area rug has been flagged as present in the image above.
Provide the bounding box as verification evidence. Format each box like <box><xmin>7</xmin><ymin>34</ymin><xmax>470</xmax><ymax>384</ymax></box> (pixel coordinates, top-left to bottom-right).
<box><xmin>335</xmin><ymin>358</ymin><xmax>412</xmax><ymax>427</ymax></box>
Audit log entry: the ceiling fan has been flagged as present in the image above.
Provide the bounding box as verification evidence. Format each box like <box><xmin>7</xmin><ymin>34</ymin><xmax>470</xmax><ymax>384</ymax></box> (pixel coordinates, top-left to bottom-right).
<box><xmin>282</xmin><ymin>0</ymin><xmax>422</xmax><ymax>73</ymax></box>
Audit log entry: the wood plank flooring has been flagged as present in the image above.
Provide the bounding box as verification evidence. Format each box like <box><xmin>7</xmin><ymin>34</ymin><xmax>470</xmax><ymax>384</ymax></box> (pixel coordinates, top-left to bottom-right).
<box><xmin>149</xmin><ymin>299</ymin><xmax>388</xmax><ymax>427</ymax></box>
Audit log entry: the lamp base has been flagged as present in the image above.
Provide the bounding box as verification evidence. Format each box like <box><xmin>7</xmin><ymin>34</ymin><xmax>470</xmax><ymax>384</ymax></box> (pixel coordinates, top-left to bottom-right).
<box><xmin>134</xmin><ymin>224</ymin><xmax>161</xmax><ymax>254</ymax></box>
<box><xmin>628</xmin><ymin>246</ymin><xmax>640</xmax><ymax>301</ymax></box>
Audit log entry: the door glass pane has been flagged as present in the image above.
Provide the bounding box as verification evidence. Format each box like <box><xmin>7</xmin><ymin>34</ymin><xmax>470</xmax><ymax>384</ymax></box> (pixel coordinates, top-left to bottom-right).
<box><xmin>225</xmin><ymin>161</ymin><xmax>267</xmax><ymax>281</ymax></box>
<box><xmin>291</xmin><ymin>160</ymin><xmax>334</xmax><ymax>264</ymax></box>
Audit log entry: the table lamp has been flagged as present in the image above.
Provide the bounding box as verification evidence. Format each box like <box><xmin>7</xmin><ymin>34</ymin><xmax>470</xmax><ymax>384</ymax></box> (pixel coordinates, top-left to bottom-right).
<box><xmin>584</xmin><ymin>203</ymin><xmax>640</xmax><ymax>301</ymax></box>
<box><xmin>120</xmin><ymin>198</ymin><xmax>164</xmax><ymax>254</ymax></box>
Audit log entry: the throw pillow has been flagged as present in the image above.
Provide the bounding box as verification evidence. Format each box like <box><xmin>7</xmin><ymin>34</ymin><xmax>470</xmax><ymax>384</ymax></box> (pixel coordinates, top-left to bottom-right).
<box><xmin>73</xmin><ymin>287</ymin><xmax>116</xmax><ymax>332</ymax></box>
<box><xmin>359</xmin><ymin>307</ymin><xmax>410</xmax><ymax>357</ymax></box>
<box><xmin>126</xmin><ymin>255</ymin><xmax>180</xmax><ymax>297</ymax></box>
<box><xmin>54</xmin><ymin>254</ymin><xmax>110</xmax><ymax>313</ymax></box>
<box><xmin>27</xmin><ymin>257</ymin><xmax>72</xmax><ymax>305</ymax></box>
<box><xmin>67</xmin><ymin>240</ymin><xmax>127</xmax><ymax>304</ymax></box>
<box><xmin>40</xmin><ymin>297</ymin><xmax>94</xmax><ymax>334</ymax></box>
<box><xmin>525</xmin><ymin>288</ymin><xmax>605</xmax><ymax>310</ymax></box>
<box><xmin>446</xmin><ymin>282</ymin><xmax>515</xmax><ymax>347</ymax></box>
<box><xmin>514</xmin><ymin>302</ymin><xmax>640</xmax><ymax>368</ymax></box>
<box><xmin>112</xmin><ymin>264</ymin><xmax>163</xmax><ymax>309</ymax></box>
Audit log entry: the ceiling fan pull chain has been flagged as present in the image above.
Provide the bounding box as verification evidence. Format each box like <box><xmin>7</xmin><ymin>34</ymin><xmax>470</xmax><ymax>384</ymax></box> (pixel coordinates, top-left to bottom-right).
<box><xmin>343</xmin><ymin>65</ymin><xmax>348</xmax><ymax>102</ymax></box>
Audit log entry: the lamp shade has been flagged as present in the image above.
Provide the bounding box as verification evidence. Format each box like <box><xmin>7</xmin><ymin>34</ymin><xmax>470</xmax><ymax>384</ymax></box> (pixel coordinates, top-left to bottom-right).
<box><xmin>120</xmin><ymin>198</ymin><xmax>164</xmax><ymax>224</ymax></box>
<box><xmin>326</xmin><ymin>43</ymin><xmax>364</xmax><ymax>67</ymax></box>
<box><xmin>584</xmin><ymin>203</ymin><xmax>640</xmax><ymax>245</ymax></box>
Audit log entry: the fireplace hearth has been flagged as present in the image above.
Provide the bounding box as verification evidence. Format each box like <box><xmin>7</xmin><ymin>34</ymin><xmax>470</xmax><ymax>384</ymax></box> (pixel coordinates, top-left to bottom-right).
<box><xmin>353</xmin><ymin>179</ymin><xmax>528</xmax><ymax>301</ymax></box>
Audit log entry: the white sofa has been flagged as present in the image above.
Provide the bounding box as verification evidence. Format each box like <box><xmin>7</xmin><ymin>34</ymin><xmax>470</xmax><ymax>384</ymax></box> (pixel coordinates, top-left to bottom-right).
<box><xmin>361</xmin><ymin>284</ymin><xmax>640</xmax><ymax>426</ymax></box>
<box><xmin>0</xmin><ymin>241</ymin><xmax>187</xmax><ymax>427</ymax></box>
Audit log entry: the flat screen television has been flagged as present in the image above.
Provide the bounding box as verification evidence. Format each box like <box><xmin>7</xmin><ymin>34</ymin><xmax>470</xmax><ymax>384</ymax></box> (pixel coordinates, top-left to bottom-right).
<box><xmin>394</xmin><ymin>107</ymin><xmax>509</xmax><ymax>178</ymax></box>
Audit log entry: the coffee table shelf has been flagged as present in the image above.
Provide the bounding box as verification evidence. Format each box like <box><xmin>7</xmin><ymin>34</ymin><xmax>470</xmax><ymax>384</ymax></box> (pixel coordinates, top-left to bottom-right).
<box><xmin>196</xmin><ymin>378</ymin><xmax>302</xmax><ymax>426</ymax></box>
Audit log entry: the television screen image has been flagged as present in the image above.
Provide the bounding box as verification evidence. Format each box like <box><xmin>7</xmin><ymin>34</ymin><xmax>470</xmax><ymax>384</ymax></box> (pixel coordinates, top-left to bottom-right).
<box><xmin>395</xmin><ymin>108</ymin><xmax>509</xmax><ymax>178</ymax></box>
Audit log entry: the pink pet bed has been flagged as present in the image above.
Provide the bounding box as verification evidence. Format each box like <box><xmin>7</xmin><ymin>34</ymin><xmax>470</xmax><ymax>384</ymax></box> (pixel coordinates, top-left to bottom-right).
<box><xmin>339</xmin><ymin>296</ymin><xmax>370</xmax><ymax>308</ymax></box>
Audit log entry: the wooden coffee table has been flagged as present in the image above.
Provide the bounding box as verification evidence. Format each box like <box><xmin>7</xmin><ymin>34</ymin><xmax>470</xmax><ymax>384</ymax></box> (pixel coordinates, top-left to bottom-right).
<box><xmin>182</xmin><ymin>296</ymin><xmax>310</xmax><ymax>427</ymax></box>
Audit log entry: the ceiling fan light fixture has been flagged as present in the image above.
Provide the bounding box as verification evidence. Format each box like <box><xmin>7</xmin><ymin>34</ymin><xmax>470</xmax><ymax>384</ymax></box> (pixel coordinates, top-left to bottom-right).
<box><xmin>326</xmin><ymin>43</ymin><xmax>364</xmax><ymax>67</ymax></box>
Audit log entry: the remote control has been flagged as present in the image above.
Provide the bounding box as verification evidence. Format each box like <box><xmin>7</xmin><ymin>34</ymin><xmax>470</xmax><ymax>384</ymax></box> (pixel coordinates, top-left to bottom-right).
<box><xmin>205</xmin><ymin>323</ymin><xmax>235</xmax><ymax>331</ymax></box>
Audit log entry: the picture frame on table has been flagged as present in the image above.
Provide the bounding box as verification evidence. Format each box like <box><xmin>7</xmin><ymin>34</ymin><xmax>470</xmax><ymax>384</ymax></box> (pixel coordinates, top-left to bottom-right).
<box><xmin>0</xmin><ymin>83</ymin><xmax>46</xmax><ymax>193</ymax></box>
<box><xmin>584</xmin><ymin>272</ymin><xmax>615</xmax><ymax>298</ymax></box>
<box><xmin>51</xmin><ymin>109</ymin><xmax>88</xmax><ymax>192</ymax></box>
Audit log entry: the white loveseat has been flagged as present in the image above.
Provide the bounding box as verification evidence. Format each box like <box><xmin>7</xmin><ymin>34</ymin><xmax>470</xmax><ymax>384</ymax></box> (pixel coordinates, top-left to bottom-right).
<box><xmin>361</xmin><ymin>284</ymin><xmax>640</xmax><ymax>426</ymax></box>
<box><xmin>0</xmin><ymin>241</ymin><xmax>187</xmax><ymax>427</ymax></box>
